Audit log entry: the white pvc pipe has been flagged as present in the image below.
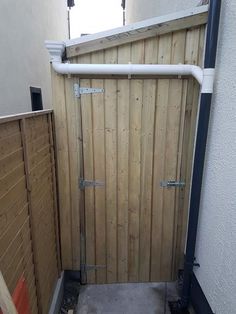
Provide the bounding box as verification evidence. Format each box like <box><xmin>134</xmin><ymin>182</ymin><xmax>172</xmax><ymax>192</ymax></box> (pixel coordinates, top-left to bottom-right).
<box><xmin>45</xmin><ymin>41</ymin><xmax>204</xmax><ymax>85</ymax></box>
<box><xmin>52</xmin><ymin>62</ymin><xmax>203</xmax><ymax>84</ymax></box>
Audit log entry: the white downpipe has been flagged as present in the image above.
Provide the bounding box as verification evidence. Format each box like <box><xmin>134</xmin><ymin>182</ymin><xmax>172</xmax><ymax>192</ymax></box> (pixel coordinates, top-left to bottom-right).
<box><xmin>45</xmin><ymin>41</ymin><xmax>206</xmax><ymax>86</ymax></box>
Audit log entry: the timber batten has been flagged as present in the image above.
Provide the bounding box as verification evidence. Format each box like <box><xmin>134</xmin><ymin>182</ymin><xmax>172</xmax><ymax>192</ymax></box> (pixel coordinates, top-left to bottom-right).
<box><xmin>50</xmin><ymin>9</ymin><xmax>207</xmax><ymax>284</ymax></box>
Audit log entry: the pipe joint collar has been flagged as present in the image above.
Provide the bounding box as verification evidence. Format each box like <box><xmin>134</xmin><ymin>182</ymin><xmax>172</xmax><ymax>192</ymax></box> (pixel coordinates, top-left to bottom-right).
<box><xmin>201</xmin><ymin>68</ymin><xmax>215</xmax><ymax>94</ymax></box>
<box><xmin>45</xmin><ymin>41</ymin><xmax>65</xmax><ymax>63</ymax></box>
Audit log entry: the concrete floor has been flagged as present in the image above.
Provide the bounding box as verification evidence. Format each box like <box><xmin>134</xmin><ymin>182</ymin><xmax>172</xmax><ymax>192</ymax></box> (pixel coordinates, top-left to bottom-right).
<box><xmin>77</xmin><ymin>282</ymin><xmax>189</xmax><ymax>314</ymax></box>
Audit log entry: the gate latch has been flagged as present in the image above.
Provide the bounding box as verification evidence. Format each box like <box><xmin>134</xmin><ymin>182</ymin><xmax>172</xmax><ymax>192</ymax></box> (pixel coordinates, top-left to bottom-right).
<box><xmin>160</xmin><ymin>180</ymin><xmax>185</xmax><ymax>188</ymax></box>
<box><xmin>74</xmin><ymin>83</ymin><xmax>104</xmax><ymax>98</ymax></box>
<box><xmin>79</xmin><ymin>178</ymin><xmax>105</xmax><ymax>189</ymax></box>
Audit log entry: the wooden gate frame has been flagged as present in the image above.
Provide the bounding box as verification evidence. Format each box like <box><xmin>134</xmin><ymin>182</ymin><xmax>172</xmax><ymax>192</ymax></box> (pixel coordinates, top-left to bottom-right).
<box><xmin>50</xmin><ymin>6</ymin><xmax>208</xmax><ymax>281</ymax></box>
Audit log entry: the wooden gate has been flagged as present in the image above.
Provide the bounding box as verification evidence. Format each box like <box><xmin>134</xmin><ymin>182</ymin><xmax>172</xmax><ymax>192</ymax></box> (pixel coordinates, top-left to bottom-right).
<box><xmin>80</xmin><ymin>75</ymin><xmax>188</xmax><ymax>284</ymax></box>
<box><xmin>51</xmin><ymin>17</ymin><xmax>206</xmax><ymax>281</ymax></box>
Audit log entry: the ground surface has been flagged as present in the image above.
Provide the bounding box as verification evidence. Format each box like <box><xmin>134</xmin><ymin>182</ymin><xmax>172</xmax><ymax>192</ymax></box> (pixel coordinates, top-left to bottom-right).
<box><xmin>76</xmin><ymin>282</ymin><xmax>190</xmax><ymax>314</ymax></box>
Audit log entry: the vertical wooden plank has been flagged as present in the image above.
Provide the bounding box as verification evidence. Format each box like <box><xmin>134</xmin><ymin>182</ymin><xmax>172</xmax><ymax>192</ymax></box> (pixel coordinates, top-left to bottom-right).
<box><xmin>64</xmin><ymin>76</ymin><xmax>81</xmax><ymax>270</ymax></box>
<box><xmin>169</xmin><ymin>30</ymin><xmax>187</xmax><ymax>279</ymax></box>
<box><xmin>174</xmin><ymin>82</ymin><xmax>191</xmax><ymax>274</ymax></box>
<box><xmin>77</xmin><ymin>96</ymin><xmax>86</xmax><ymax>284</ymax></box>
<box><xmin>198</xmin><ymin>25</ymin><xmax>206</xmax><ymax>67</ymax></box>
<box><xmin>104</xmin><ymin>48</ymin><xmax>118</xmax><ymax>283</ymax></box>
<box><xmin>171</xmin><ymin>78</ymin><xmax>188</xmax><ymax>278</ymax></box>
<box><xmin>178</xmin><ymin>27</ymin><xmax>201</xmax><ymax>269</ymax></box>
<box><xmin>90</xmin><ymin>51</ymin><xmax>106</xmax><ymax>283</ymax></box>
<box><xmin>79</xmin><ymin>55</ymin><xmax>96</xmax><ymax>283</ymax></box>
<box><xmin>161</xmin><ymin>30</ymin><xmax>186</xmax><ymax>280</ymax></box>
<box><xmin>48</xmin><ymin>113</ymin><xmax>62</xmax><ymax>274</ymax></box>
<box><xmin>76</xmin><ymin>54</ymin><xmax>91</xmax><ymax>283</ymax></box>
<box><xmin>180</xmin><ymin>82</ymin><xmax>200</xmax><ymax>252</ymax></box>
<box><xmin>185</xmin><ymin>27</ymin><xmax>201</xmax><ymax>65</ymax></box>
<box><xmin>51</xmin><ymin>69</ymin><xmax>72</xmax><ymax>269</ymax></box>
<box><xmin>20</xmin><ymin>118</ymin><xmax>41</xmax><ymax>313</ymax></box>
<box><xmin>81</xmin><ymin>78</ymin><xmax>95</xmax><ymax>283</ymax></box>
<box><xmin>128</xmin><ymin>40</ymin><xmax>144</xmax><ymax>282</ymax></box>
<box><xmin>139</xmin><ymin>37</ymin><xmax>157</xmax><ymax>281</ymax></box>
<box><xmin>0</xmin><ymin>271</ymin><xmax>17</xmax><ymax>314</ymax></box>
<box><xmin>117</xmin><ymin>44</ymin><xmax>131</xmax><ymax>283</ymax></box>
<box><xmin>151</xmin><ymin>33</ymin><xmax>172</xmax><ymax>281</ymax></box>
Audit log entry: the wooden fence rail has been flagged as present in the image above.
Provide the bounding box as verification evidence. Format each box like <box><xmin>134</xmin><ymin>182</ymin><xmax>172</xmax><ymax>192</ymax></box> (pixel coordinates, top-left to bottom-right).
<box><xmin>0</xmin><ymin>110</ymin><xmax>60</xmax><ymax>314</ymax></box>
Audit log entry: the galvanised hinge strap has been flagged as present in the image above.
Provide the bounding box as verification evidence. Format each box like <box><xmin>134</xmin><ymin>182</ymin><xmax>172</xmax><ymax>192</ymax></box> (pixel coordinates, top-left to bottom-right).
<box><xmin>81</xmin><ymin>264</ymin><xmax>106</xmax><ymax>272</ymax></box>
<box><xmin>79</xmin><ymin>178</ymin><xmax>105</xmax><ymax>189</ymax></box>
<box><xmin>74</xmin><ymin>83</ymin><xmax>104</xmax><ymax>98</ymax></box>
<box><xmin>160</xmin><ymin>180</ymin><xmax>185</xmax><ymax>188</ymax></box>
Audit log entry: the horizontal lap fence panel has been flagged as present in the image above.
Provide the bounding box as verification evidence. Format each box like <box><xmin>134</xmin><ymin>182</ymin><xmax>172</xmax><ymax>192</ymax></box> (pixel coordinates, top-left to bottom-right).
<box><xmin>0</xmin><ymin>110</ymin><xmax>60</xmax><ymax>314</ymax></box>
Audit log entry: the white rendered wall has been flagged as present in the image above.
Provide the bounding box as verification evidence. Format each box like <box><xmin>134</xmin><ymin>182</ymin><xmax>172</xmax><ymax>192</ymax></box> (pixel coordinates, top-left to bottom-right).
<box><xmin>126</xmin><ymin>0</ymin><xmax>236</xmax><ymax>313</ymax></box>
<box><xmin>0</xmin><ymin>0</ymin><xmax>68</xmax><ymax>115</ymax></box>
<box><xmin>194</xmin><ymin>0</ymin><xmax>236</xmax><ymax>313</ymax></box>
<box><xmin>125</xmin><ymin>0</ymin><xmax>198</xmax><ymax>24</ymax></box>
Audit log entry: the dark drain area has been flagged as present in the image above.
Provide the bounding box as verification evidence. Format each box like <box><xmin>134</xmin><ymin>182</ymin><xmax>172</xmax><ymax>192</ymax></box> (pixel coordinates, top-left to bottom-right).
<box><xmin>60</xmin><ymin>271</ymin><xmax>81</xmax><ymax>313</ymax></box>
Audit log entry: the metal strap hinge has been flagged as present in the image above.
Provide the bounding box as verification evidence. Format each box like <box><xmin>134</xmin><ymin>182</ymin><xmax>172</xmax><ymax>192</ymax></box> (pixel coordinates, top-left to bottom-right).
<box><xmin>74</xmin><ymin>83</ymin><xmax>104</xmax><ymax>98</ymax></box>
<box><xmin>160</xmin><ymin>180</ymin><xmax>185</xmax><ymax>188</ymax></box>
<box><xmin>81</xmin><ymin>264</ymin><xmax>106</xmax><ymax>272</ymax></box>
<box><xmin>79</xmin><ymin>178</ymin><xmax>105</xmax><ymax>189</ymax></box>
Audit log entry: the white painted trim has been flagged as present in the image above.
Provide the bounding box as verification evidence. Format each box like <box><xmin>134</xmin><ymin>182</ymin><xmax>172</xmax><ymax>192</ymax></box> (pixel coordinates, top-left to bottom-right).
<box><xmin>48</xmin><ymin>271</ymin><xmax>65</xmax><ymax>314</ymax></box>
<box><xmin>65</xmin><ymin>5</ymin><xmax>208</xmax><ymax>48</ymax></box>
<box><xmin>45</xmin><ymin>41</ymin><xmax>65</xmax><ymax>62</ymax></box>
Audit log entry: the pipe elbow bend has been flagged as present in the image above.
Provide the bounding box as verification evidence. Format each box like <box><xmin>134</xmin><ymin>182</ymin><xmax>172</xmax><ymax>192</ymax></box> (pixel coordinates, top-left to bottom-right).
<box><xmin>191</xmin><ymin>66</ymin><xmax>203</xmax><ymax>85</ymax></box>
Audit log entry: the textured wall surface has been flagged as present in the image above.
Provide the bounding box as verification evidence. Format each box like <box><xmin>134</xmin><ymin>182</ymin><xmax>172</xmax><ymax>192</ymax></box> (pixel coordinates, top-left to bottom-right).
<box><xmin>0</xmin><ymin>0</ymin><xmax>67</xmax><ymax>115</ymax></box>
<box><xmin>125</xmin><ymin>0</ymin><xmax>198</xmax><ymax>24</ymax></box>
<box><xmin>194</xmin><ymin>1</ymin><xmax>236</xmax><ymax>313</ymax></box>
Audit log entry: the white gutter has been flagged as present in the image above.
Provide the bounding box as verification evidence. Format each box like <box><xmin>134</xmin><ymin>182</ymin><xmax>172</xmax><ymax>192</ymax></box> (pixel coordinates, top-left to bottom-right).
<box><xmin>45</xmin><ymin>41</ymin><xmax>213</xmax><ymax>89</ymax></box>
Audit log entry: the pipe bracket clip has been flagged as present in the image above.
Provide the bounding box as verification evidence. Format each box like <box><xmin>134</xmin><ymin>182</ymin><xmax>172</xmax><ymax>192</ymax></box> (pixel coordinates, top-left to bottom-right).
<box><xmin>201</xmin><ymin>68</ymin><xmax>215</xmax><ymax>94</ymax></box>
<box><xmin>184</xmin><ymin>260</ymin><xmax>200</xmax><ymax>269</ymax></box>
<box><xmin>128</xmin><ymin>62</ymin><xmax>132</xmax><ymax>79</ymax></box>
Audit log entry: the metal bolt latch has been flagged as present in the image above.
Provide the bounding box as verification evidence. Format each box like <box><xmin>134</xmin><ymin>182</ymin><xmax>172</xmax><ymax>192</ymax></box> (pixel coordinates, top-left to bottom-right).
<box><xmin>160</xmin><ymin>180</ymin><xmax>185</xmax><ymax>188</ymax></box>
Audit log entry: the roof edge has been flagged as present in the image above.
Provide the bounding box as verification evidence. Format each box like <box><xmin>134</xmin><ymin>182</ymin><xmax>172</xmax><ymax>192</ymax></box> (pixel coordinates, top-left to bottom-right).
<box><xmin>65</xmin><ymin>5</ymin><xmax>208</xmax><ymax>58</ymax></box>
